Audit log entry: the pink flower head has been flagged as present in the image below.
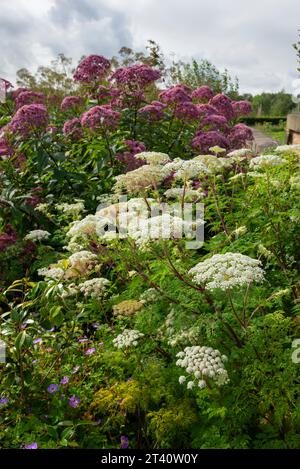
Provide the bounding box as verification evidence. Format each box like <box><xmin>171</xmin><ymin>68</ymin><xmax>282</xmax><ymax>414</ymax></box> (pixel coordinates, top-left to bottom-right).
<box><xmin>73</xmin><ymin>55</ymin><xmax>110</xmax><ymax>83</ymax></box>
<box><xmin>61</xmin><ymin>95</ymin><xmax>83</xmax><ymax>111</ymax></box>
<box><xmin>159</xmin><ymin>84</ymin><xmax>191</xmax><ymax>104</ymax></box>
<box><xmin>199</xmin><ymin>114</ymin><xmax>229</xmax><ymax>132</ymax></box>
<box><xmin>81</xmin><ymin>105</ymin><xmax>120</xmax><ymax>131</ymax></box>
<box><xmin>232</xmin><ymin>100</ymin><xmax>252</xmax><ymax>117</ymax></box>
<box><xmin>196</xmin><ymin>104</ymin><xmax>218</xmax><ymax>116</ymax></box>
<box><xmin>10</xmin><ymin>104</ymin><xmax>49</xmax><ymax>136</ymax></box>
<box><xmin>138</xmin><ymin>101</ymin><xmax>166</xmax><ymax>121</ymax></box>
<box><xmin>0</xmin><ymin>136</ymin><xmax>13</xmax><ymax>159</ymax></box>
<box><xmin>191</xmin><ymin>86</ymin><xmax>214</xmax><ymax>102</ymax></box>
<box><xmin>191</xmin><ymin>130</ymin><xmax>229</xmax><ymax>153</ymax></box>
<box><xmin>11</xmin><ymin>87</ymin><xmax>28</xmax><ymax>99</ymax></box>
<box><xmin>62</xmin><ymin>118</ymin><xmax>83</xmax><ymax>141</ymax></box>
<box><xmin>116</xmin><ymin>139</ymin><xmax>147</xmax><ymax>172</ymax></box>
<box><xmin>228</xmin><ymin>123</ymin><xmax>253</xmax><ymax>148</ymax></box>
<box><xmin>110</xmin><ymin>64</ymin><xmax>160</xmax><ymax>89</ymax></box>
<box><xmin>174</xmin><ymin>102</ymin><xmax>200</xmax><ymax>121</ymax></box>
<box><xmin>16</xmin><ymin>91</ymin><xmax>45</xmax><ymax>109</ymax></box>
<box><xmin>209</xmin><ymin>94</ymin><xmax>235</xmax><ymax>120</ymax></box>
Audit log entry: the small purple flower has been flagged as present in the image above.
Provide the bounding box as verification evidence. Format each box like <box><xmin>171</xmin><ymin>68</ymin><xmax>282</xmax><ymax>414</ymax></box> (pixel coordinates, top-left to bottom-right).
<box><xmin>120</xmin><ymin>435</ymin><xmax>129</xmax><ymax>449</ymax></box>
<box><xmin>92</xmin><ymin>323</ymin><xmax>101</xmax><ymax>329</ymax></box>
<box><xmin>71</xmin><ymin>365</ymin><xmax>80</xmax><ymax>374</ymax></box>
<box><xmin>32</xmin><ymin>359</ymin><xmax>38</xmax><ymax>365</ymax></box>
<box><xmin>78</xmin><ymin>337</ymin><xmax>88</xmax><ymax>343</ymax></box>
<box><xmin>92</xmin><ymin>419</ymin><xmax>102</xmax><ymax>426</ymax></box>
<box><xmin>85</xmin><ymin>347</ymin><xmax>96</xmax><ymax>356</ymax></box>
<box><xmin>0</xmin><ymin>397</ymin><xmax>8</xmax><ymax>405</ymax></box>
<box><xmin>33</xmin><ymin>338</ymin><xmax>42</xmax><ymax>344</ymax></box>
<box><xmin>25</xmin><ymin>442</ymin><xmax>38</xmax><ymax>449</ymax></box>
<box><xmin>47</xmin><ymin>384</ymin><xmax>59</xmax><ymax>394</ymax></box>
<box><xmin>98</xmin><ymin>342</ymin><xmax>104</xmax><ymax>347</ymax></box>
<box><xmin>68</xmin><ymin>395</ymin><xmax>80</xmax><ymax>408</ymax></box>
<box><xmin>60</xmin><ymin>376</ymin><xmax>69</xmax><ymax>385</ymax></box>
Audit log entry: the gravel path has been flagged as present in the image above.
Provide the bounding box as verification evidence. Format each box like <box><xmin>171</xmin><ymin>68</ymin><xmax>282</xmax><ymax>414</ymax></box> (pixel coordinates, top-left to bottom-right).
<box><xmin>250</xmin><ymin>127</ymin><xmax>279</xmax><ymax>153</ymax></box>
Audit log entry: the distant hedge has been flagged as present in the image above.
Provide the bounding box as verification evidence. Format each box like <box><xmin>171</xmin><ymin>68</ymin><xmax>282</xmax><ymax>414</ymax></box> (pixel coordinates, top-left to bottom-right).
<box><xmin>239</xmin><ymin>116</ymin><xmax>287</xmax><ymax>126</ymax></box>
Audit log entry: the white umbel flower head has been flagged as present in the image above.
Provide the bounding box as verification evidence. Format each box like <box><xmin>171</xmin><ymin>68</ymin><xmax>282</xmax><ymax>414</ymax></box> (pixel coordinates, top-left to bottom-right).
<box><xmin>135</xmin><ymin>151</ymin><xmax>170</xmax><ymax>165</ymax></box>
<box><xmin>25</xmin><ymin>230</ymin><xmax>50</xmax><ymax>242</ymax></box>
<box><xmin>249</xmin><ymin>154</ymin><xmax>286</xmax><ymax>170</ymax></box>
<box><xmin>112</xmin><ymin>329</ymin><xmax>144</xmax><ymax>349</ymax></box>
<box><xmin>164</xmin><ymin>158</ymin><xmax>210</xmax><ymax>180</ymax></box>
<box><xmin>176</xmin><ymin>345</ymin><xmax>229</xmax><ymax>389</ymax></box>
<box><xmin>188</xmin><ymin>252</ymin><xmax>265</xmax><ymax>291</ymax></box>
<box><xmin>78</xmin><ymin>277</ymin><xmax>110</xmax><ymax>298</ymax></box>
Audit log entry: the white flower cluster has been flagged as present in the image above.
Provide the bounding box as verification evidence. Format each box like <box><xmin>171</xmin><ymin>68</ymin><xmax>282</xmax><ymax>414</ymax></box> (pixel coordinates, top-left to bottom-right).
<box><xmin>164</xmin><ymin>187</ymin><xmax>204</xmax><ymax>201</ymax></box>
<box><xmin>56</xmin><ymin>201</ymin><xmax>85</xmax><ymax>215</ymax></box>
<box><xmin>38</xmin><ymin>266</ymin><xmax>64</xmax><ymax>280</ymax></box>
<box><xmin>227</xmin><ymin>148</ymin><xmax>253</xmax><ymax>161</ymax></box>
<box><xmin>114</xmin><ymin>165</ymin><xmax>170</xmax><ymax>195</ymax></box>
<box><xmin>135</xmin><ymin>151</ymin><xmax>170</xmax><ymax>165</ymax></box>
<box><xmin>67</xmin><ymin>214</ymin><xmax>100</xmax><ymax>239</ymax></box>
<box><xmin>164</xmin><ymin>158</ymin><xmax>210</xmax><ymax>180</ymax></box>
<box><xmin>176</xmin><ymin>346</ymin><xmax>229</xmax><ymax>389</ymax></box>
<box><xmin>35</xmin><ymin>203</ymin><xmax>50</xmax><ymax>214</ymax></box>
<box><xmin>193</xmin><ymin>155</ymin><xmax>233</xmax><ymax>172</ymax></box>
<box><xmin>139</xmin><ymin>288</ymin><xmax>160</xmax><ymax>304</ymax></box>
<box><xmin>189</xmin><ymin>252</ymin><xmax>265</xmax><ymax>291</ymax></box>
<box><xmin>249</xmin><ymin>154</ymin><xmax>286</xmax><ymax>170</ymax></box>
<box><xmin>24</xmin><ymin>230</ymin><xmax>50</xmax><ymax>242</ymax></box>
<box><xmin>68</xmin><ymin>250</ymin><xmax>100</xmax><ymax>276</ymax></box>
<box><xmin>128</xmin><ymin>213</ymin><xmax>203</xmax><ymax>247</ymax></box>
<box><xmin>275</xmin><ymin>144</ymin><xmax>300</xmax><ymax>154</ymax></box>
<box><xmin>112</xmin><ymin>329</ymin><xmax>144</xmax><ymax>349</ymax></box>
<box><xmin>78</xmin><ymin>277</ymin><xmax>110</xmax><ymax>298</ymax></box>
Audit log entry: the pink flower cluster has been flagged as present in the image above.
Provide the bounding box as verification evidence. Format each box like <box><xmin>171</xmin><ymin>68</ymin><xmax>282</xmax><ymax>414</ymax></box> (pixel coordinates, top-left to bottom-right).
<box><xmin>228</xmin><ymin>123</ymin><xmax>253</xmax><ymax>147</ymax></box>
<box><xmin>9</xmin><ymin>104</ymin><xmax>49</xmax><ymax>136</ymax></box>
<box><xmin>199</xmin><ymin>114</ymin><xmax>229</xmax><ymax>132</ymax></box>
<box><xmin>73</xmin><ymin>55</ymin><xmax>110</xmax><ymax>83</ymax></box>
<box><xmin>192</xmin><ymin>130</ymin><xmax>230</xmax><ymax>153</ymax></box>
<box><xmin>16</xmin><ymin>91</ymin><xmax>45</xmax><ymax>109</ymax></box>
<box><xmin>116</xmin><ymin>140</ymin><xmax>147</xmax><ymax>172</ymax></box>
<box><xmin>191</xmin><ymin>85</ymin><xmax>214</xmax><ymax>102</ymax></box>
<box><xmin>0</xmin><ymin>136</ymin><xmax>13</xmax><ymax>159</ymax></box>
<box><xmin>61</xmin><ymin>96</ymin><xmax>84</xmax><ymax>111</ymax></box>
<box><xmin>159</xmin><ymin>84</ymin><xmax>191</xmax><ymax>104</ymax></box>
<box><xmin>81</xmin><ymin>105</ymin><xmax>120</xmax><ymax>131</ymax></box>
<box><xmin>110</xmin><ymin>64</ymin><xmax>161</xmax><ymax>89</ymax></box>
<box><xmin>209</xmin><ymin>94</ymin><xmax>235</xmax><ymax>120</ymax></box>
<box><xmin>138</xmin><ymin>101</ymin><xmax>166</xmax><ymax>121</ymax></box>
<box><xmin>174</xmin><ymin>101</ymin><xmax>200</xmax><ymax>121</ymax></box>
<box><xmin>11</xmin><ymin>88</ymin><xmax>28</xmax><ymax>99</ymax></box>
<box><xmin>62</xmin><ymin>118</ymin><xmax>83</xmax><ymax>141</ymax></box>
<box><xmin>232</xmin><ymin>100</ymin><xmax>252</xmax><ymax>117</ymax></box>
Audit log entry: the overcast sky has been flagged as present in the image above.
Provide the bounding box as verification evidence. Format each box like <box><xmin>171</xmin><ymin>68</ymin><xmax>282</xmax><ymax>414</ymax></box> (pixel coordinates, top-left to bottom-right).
<box><xmin>1</xmin><ymin>0</ymin><xmax>300</xmax><ymax>94</ymax></box>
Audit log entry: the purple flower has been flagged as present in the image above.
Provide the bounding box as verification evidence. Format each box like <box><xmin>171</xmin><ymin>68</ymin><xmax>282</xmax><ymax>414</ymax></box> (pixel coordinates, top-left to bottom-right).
<box><xmin>33</xmin><ymin>338</ymin><xmax>42</xmax><ymax>344</ymax></box>
<box><xmin>229</xmin><ymin>123</ymin><xmax>253</xmax><ymax>148</ymax></box>
<box><xmin>60</xmin><ymin>376</ymin><xmax>69</xmax><ymax>385</ymax></box>
<box><xmin>116</xmin><ymin>139</ymin><xmax>147</xmax><ymax>172</ymax></box>
<box><xmin>47</xmin><ymin>383</ymin><xmax>59</xmax><ymax>394</ymax></box>
<box><xmin>120</xmin><ymin>435</ymin><xmax>129</xmax><ymax>449</ymax></box>
<box><xmin>16</xmin><ymin>91</ymin><xmax>45</xmax><ymax>109</ymax></box>
<box><xmin>138</xmin><ymin>101</ymin><xmax>166</xmax><ymax>121</ymax></box>
<box><xmin>10</xmin><ymin>104</ymin><xmax>49</xmax><ymax>137</ymax></box>
<box><xmin>159</xmin><ymin>84</ymin><xmax>191</xmax><ymax>104</ymax></box>
<box><xmin>62</xmin><ymin>118</ymin><xmax>83</xmax><ymax>141</ymax></box>
<box><xmin>85</xmin><ymin>347</ymin><xmax>96</xmax><ymax>356</ymax></box>
<box><xmin>0</xmin><ymin>397</ymin><xmax>8</xmax><ymax>405</ymax></box>
<box><xmin>92</xmin><ymin>323</ymin><xmax>102</xmax><ymax>330</ymax></box>
<box><xmin>25</xmin><ymin>442</ymin><xmax>38</xmax><ymax>449</ymax></box>
<box><xmin>110</xmin><ymin>64</ymin><xmax>160</xmax><ymax>89</ymax></box>
<box><xmin>232</xmin><ymin>100</ymin><xmax>252</xmax><ymax>117</ymax></box>
<box><xmin>191</xmin><ymin>130</ymin><xmax>229</xmax><ymax>153</ymax></box>
<box><xmin>74</xmin><ymin>55</ymin><xmax>110</xmax><ymax>83</ymax></box>
<box><xmin>71</xmin><ymin>365</ymin><xmax>80</xmax><ymax>374</ymax></box>
<box><xmin>209</xmin><ymin>94</ymin><xmax>235</xmax><ymax>120</ymax></box>
<box><xmin>92</xmin><ymin>419</ymin><xmax>102</xmax><ymax>426</ymax></box>
<box><xmin>81</xmin><ymin>105</ymin><xmax>120</xmax><ymax>131</ymax></box>
<box><xmin>61</xmin><ymin>95</ymin><xmax>83</xmax><ymax>111</ymax></box>
<box><xmin>68</xmin><ymin>395</ymin><xmax>81</xmax><ymax>408</ymax></box>
<box><xmin>191</xmin><ymin>86</ymin><xmax>214</xmax><ymax>103</ymax></box>
<box><xmin>78</xmin><ymin>337</ymin><xmax>88</xmax><ymax>343</ymax></box>
<box><xmin>199</xmin><ymin>114</ymin><xmax>229</xmax><ymax>132</ymax></box>
<box><xmin>174</xmin><ymin>102</ymin><xmax>200</xmax><ymax>121</ymax></box>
